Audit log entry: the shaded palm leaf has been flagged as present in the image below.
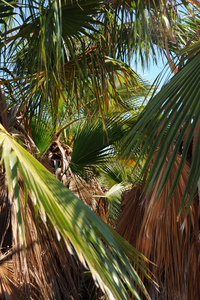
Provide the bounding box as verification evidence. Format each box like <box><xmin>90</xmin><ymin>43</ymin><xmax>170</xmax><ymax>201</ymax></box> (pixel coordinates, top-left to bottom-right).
<box><xmin>99</xmin><ymin>162</ymin><xmax>128</xmax><ymax>187</ymax></box>
<box><xmin>70</xmin><ymin>115</ymin><xmax>129</xmax><ymax>173</ymax></box>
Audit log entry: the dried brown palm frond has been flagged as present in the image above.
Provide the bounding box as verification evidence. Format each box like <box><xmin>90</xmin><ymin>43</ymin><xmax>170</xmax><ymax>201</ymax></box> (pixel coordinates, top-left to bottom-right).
<box><xmin>69</xmin><ymin>175</ymin><xmax>98</xmax><ymax>211</ymax></box>
<box><xmin>18</xmin><ymin>176</ymin><xmax>85</xmax><ymax>299</ymax></box>
<box><xmin>0</xmin><ymin>171</ymin><xmax>27</xmax><ymax>299</ymax></box>
<box><xmin>0</xmin><ymin>165</ymin><xmax>83</xmax><ymax>299</ymax></box>
<box><xmin>117</xmin><ymin>153</ymin><xmax>200</xmax><ymax>299</ymax></box>
<box><xmin>0</xmin><ymin>107</ymin><xmax>81</xmax><ymax>298</ymax></box>
<box><xmin>48</xmin><ymin>140</ymin><xmax>105</xmax><ymax>213</ymax></box>
<box><xmin>0</xmin><ymin>251</ymin><xmax>26</xmax><ymax>300</ymax></box>
<box><xmin>0</xmin><ymin>135</ymin><xmax>109</xmax><ymax>299</ymax></box>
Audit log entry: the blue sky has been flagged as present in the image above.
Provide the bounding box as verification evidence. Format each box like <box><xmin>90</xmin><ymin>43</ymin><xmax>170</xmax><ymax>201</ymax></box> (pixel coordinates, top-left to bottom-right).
<box><xmin>141</xmin><ymin>62</ymin><xmax>166</xmax><ymax>83</ymax></box>
<box><xmin>132</xmin><ymin>55</ymin><xmax>170</xmax><ymax>87</ymax></box>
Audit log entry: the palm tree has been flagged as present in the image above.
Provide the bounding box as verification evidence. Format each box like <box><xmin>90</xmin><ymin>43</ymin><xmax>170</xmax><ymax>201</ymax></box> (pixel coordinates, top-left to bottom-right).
<box><xmin>0</xmin><ymin>1</ymin><xmax>153</xmax><ymax>299</ymax></box>
<box><xmin>0</xmin><ymin>0</ymin><xmax>199</xmax><ymax>299</ymax></box>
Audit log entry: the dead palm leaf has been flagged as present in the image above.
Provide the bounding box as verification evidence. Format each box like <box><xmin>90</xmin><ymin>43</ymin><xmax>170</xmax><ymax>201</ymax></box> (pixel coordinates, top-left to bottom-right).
<box><xmin>117</xmin><ymin>153</ymin><xmax>200</xmax><ymax>299</ymax></box>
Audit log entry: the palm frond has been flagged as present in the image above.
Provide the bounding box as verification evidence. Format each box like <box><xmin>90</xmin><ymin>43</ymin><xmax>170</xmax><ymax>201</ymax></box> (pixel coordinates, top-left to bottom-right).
<box><xmin>99</xmin><ymin>162</ymin><xmax>128</xmax><ymax>187</ymax></box>
<box><xmin>105</xmin><ymin>183</ymin><xmax>130</xmax><ymax>226</ymax></box>
<box><xmin>99</xmin><ymin>0</ymin><xmax>200</xmax><ymax>70</ymax></box>
<box><xmin>117</xmin><ymin>153</ymin><xmax>200</xmax><ymax>299</ymax></box>
<box><xmin>70</xmin><ymin>115</ymin><xmax>129</xmax><ymax>173</ymax></box>
<box><xmin>122</xmin><ymin>45</ymin><xmax>200</xmax><ymax>213</ymax></box>
<box><xmin>98</xmin><ymin>0</ymin><xmax>171</xmax><ymax>68</ymax></box>
<box><xmin>0</xmin><ymin>124</ymin><xmax>152</xmax><ymax>300</ymax></box>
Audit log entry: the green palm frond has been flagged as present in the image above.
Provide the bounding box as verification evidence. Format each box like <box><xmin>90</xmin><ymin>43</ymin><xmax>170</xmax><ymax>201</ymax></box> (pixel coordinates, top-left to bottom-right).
<box><xmin>2</xmin><ymin>0</ymin><xmax>102</xmax><ymax>76</ymax></box>
<box><xmin>61</xmin><ymin>49</ymin><xmax>149</xmax><ymax>115</ymax></box>
<box><xmin>0</xmin><ymin>0</ymin><xmax>16</xmax><ymax>22</ymax></box>
<box><xmin>98</xmin><ymin>156</ymin><xmax>142</xmax><ymax>189</ymax></box>
<box><xmin>122</xmin><ymin>44</ymin><xmax>200</xmax><ymax>214</ymax></box>
<box><xmin>98</xmin><ymin>0</ymin><xmax>171</xmax><ymax>67</ymax></box>
<box><xmin>98</xmin><ymin>1</ymin><xmax>200</xmax><ymax>69</ymax></box>
<box><xmin>173</xmin><ymin>11</ymin><xmax>200</xmax><ymax>48</ymax></box>
<box><xmin>99</xmin><ymin>162</ymin><xmax>127</xmax><ymax>187</ymax></box>
<box><xmin>30</xmin><ymin>115</ymin><xmax>54</xmax><ymax>156</ymax></box>
<box><xmin>1</xmin><ymin>1</ymin><xmax>153</xmax><ymax>128</ymax></box>
<box><xmin>0</xmin><ymin>124</ymin><xmax>152</xmax><ymax>300</ymax></box>
<box><xmin>2</xmin><ymin>46</ymin><xmax>149</xmax><ymax>129</ymax></box>
<box><xmin>0</xmin><ymin>1</ymin><xmax>101</xmax><ymax>115</ymax></box>
<box><xmin>70</xmin><ymin>115</ymin><xmax>128</xmax><ymax>173</ymax></box>
<box><xmin>104</xmin><ymin>183</ymin><xmax>129</xmax><ymax>226</ymax></box>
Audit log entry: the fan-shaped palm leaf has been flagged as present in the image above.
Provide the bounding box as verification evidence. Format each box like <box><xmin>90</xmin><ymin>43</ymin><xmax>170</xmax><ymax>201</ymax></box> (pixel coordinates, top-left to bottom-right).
<box><xmin>70</xmin><ymin>115</ymin><xmax>130</xmax><ymax>173</ymax></box>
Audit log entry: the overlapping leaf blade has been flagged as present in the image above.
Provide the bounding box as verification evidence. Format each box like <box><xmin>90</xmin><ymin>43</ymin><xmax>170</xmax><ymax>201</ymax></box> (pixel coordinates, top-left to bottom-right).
<box><xmin>0</xmin><ymin>124</ymin><xmax>151</xmax><ymax>300</ymax></box>
<box><xmin>122</xmin><ymin>47</ymin><xmax>200</xmax><ymax>213</ymax></box>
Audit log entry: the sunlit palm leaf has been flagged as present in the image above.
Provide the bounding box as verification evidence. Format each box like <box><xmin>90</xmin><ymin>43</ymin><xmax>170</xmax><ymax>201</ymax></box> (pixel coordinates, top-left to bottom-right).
<box><xmin>122</xmin><ymin>44</ymin><xmax>200</xmax><ymax>213</ymax></box>
<box><xmin>99</xmin><ymin>1</ymin><xmax>200</xmax><ymax>70</ymax></box>
<box><xmin>172</xmin><ymin>11</ymin><xmax>200</xmax><ymax>50</ymax></box>
<box><xmin>99</xmin><ymin>1</ymin><xmax>172</xmax><ymax>67</ymax></box>
<box><xmin>1</xmin><ymin>46</ymin><xmax>149</xmax><ymax>132</ymax></box>
<box><xmin>0</xmin><ymin>124</ymin><xmax>152</xmax><ymax>300</ymax></box>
